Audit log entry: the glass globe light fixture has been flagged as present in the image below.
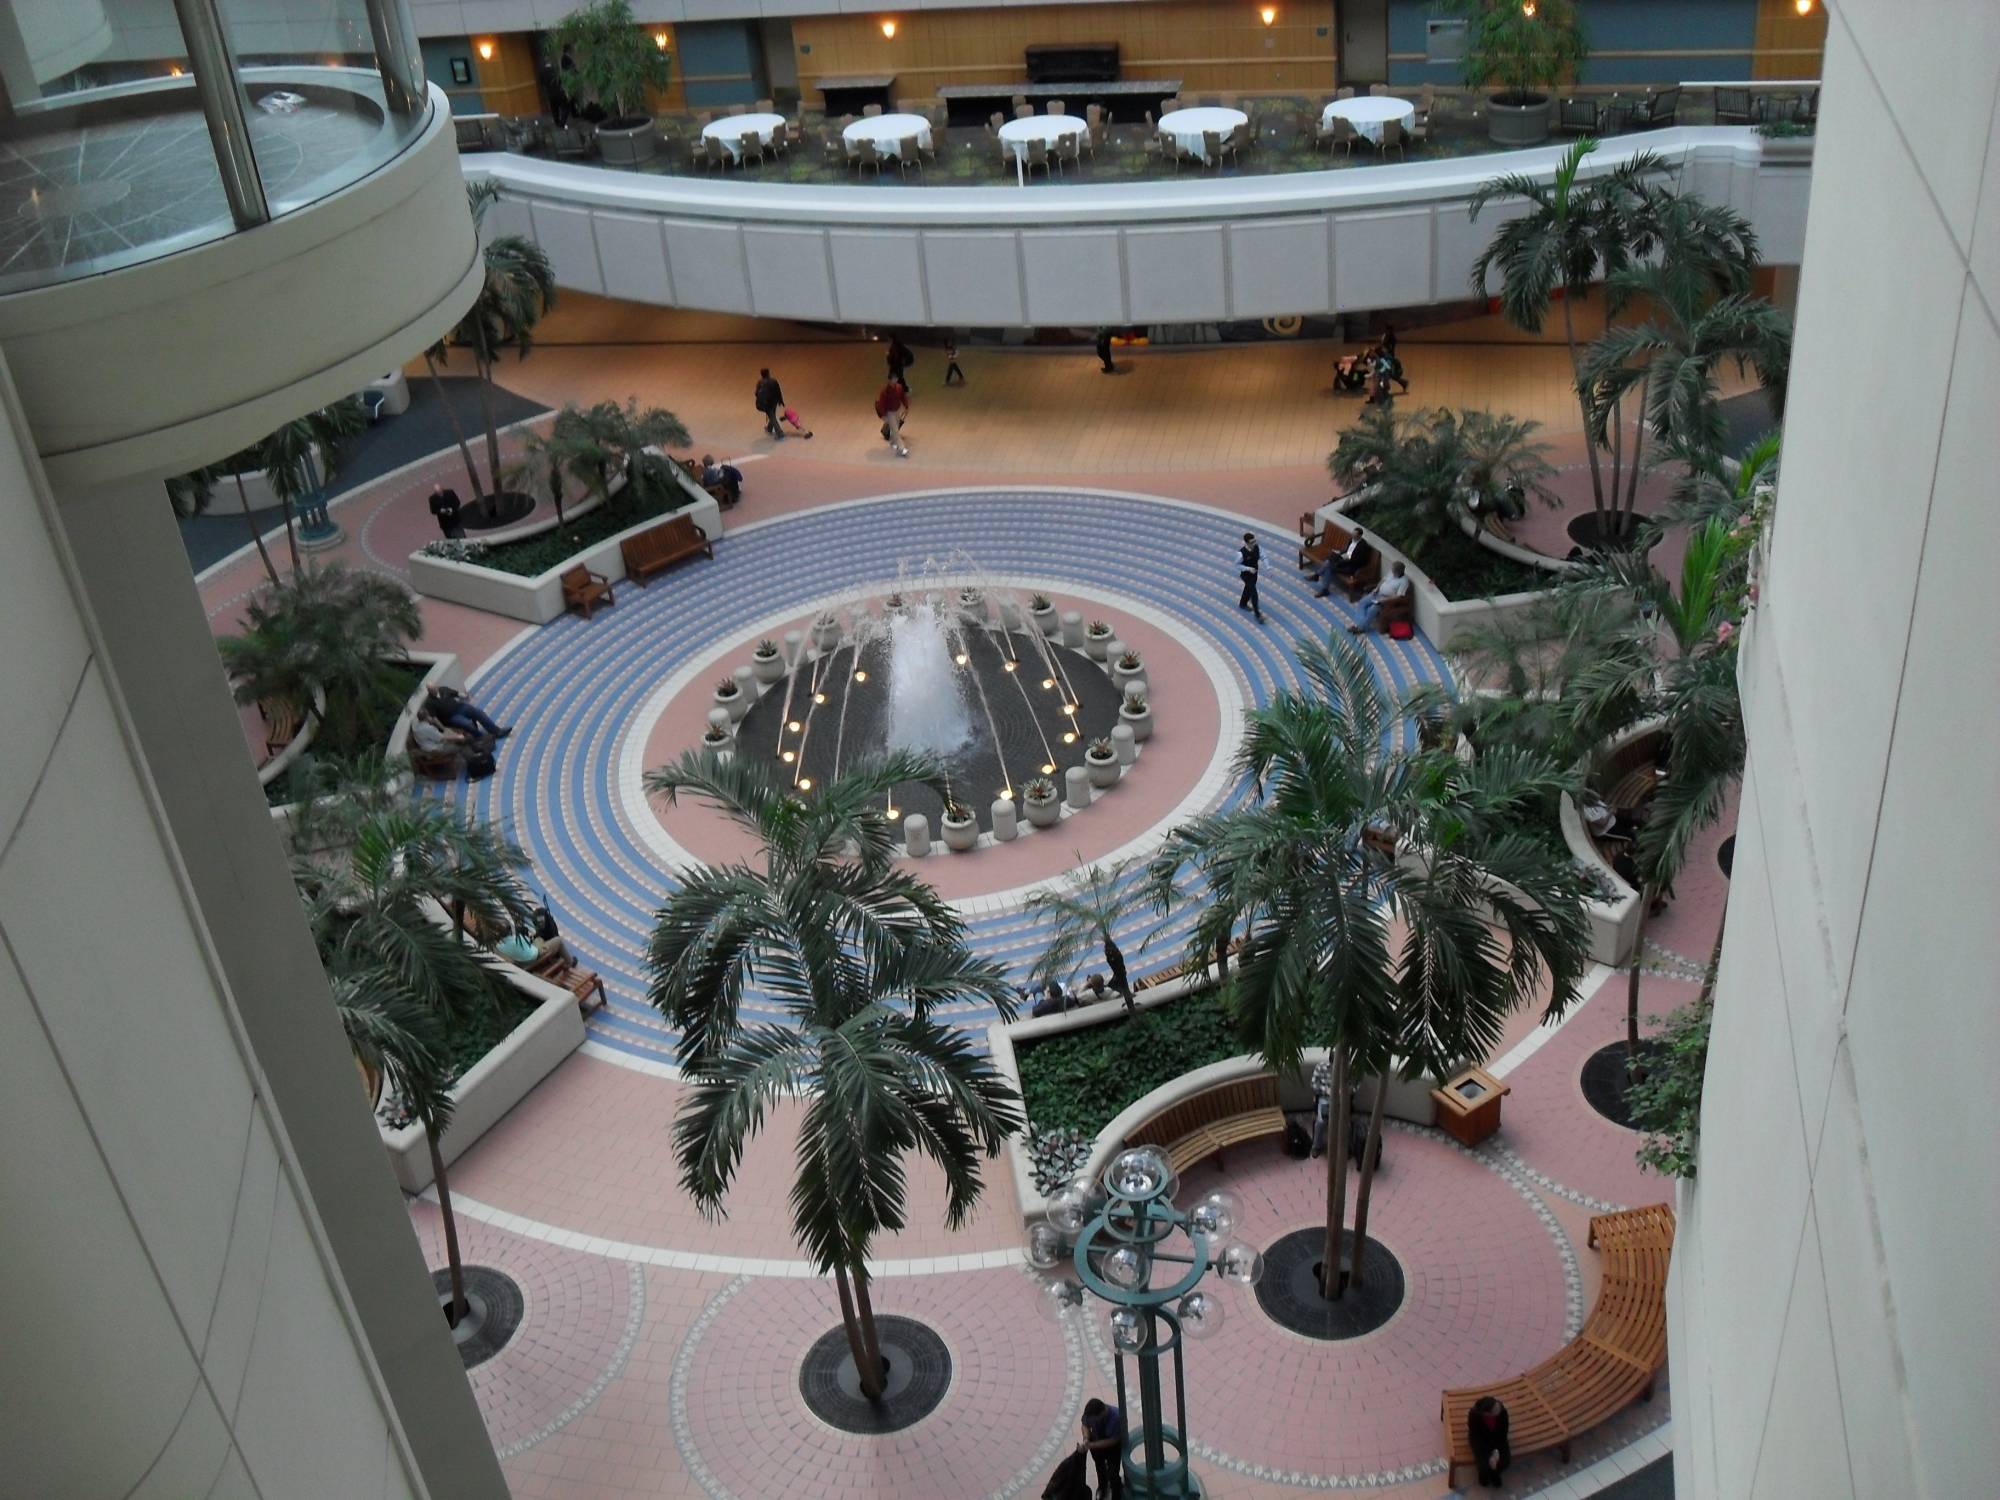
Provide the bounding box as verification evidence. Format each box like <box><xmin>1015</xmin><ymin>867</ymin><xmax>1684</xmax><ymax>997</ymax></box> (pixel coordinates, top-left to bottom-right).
<box><xmin>1035</xmin><ymin>1278</ymin><xmax>1085</xmax><ymax>1324</ymax></box>
<box><xmin>1047</xmin><ymin>1184</ymin><xmax>1089</xmax><ymax>1235</ymax></box>
<box><xmin>1188</xmin><ymin>1190</ymin><xmax>1239</xmax><ymax>1241</ymax></box>
<box><xmin>1102</xmin><ymin>1246</ymin><xmax>1148</xmax><ymax>1290</ymax></box>
<box><xmin>1176</xmin><ymin>1289</ymin><xmax>1225</xmax><ymax>1339</ymax></box>
<box><xmin>1110</xmin><ymin>1309</ymin><xmax>1147</xmax><ymax>1353</ymax></box>
<box><xmin>1026</xmin><ymin>1221</ymin><xmax>1064</xmax><ymax>1270</ymax></box>
<box><xmin>1217</xmin><ymin>1240</ymin><xmax>1266</xmax><ymax>1287</ymax></box>
<box><xmin>1103</xmin><ymin>1145</ymin><xmax>1176</xmax><ymax>1202</ymax></box>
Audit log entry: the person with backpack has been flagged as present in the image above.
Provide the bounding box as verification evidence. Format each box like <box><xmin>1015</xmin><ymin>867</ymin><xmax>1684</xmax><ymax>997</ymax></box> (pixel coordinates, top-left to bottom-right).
<box><xmin>1080</xmin><ymin>1399</ymin><xmax>1124</xmax><ymax>1499</ymax></box>
<box><xmin>875</xmin><ymin>378</ymin><xmax>910</xmax><ymax>458</ymax></box>
<box><xmin>753</xmin><ymin>368</ymin><xmax>785</xmax><ymax>439</ymax></box>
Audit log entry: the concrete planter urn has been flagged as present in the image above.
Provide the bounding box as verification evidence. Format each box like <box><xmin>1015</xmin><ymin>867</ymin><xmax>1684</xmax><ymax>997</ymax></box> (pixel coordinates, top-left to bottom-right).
<box><xmin>812</xmin><ymin>614</ymin><xmax>842</xmax><ymax>652</ymax></box>
<box><xmin>998</xmin><ymin>598</ymin><xmax>1024</xmax><ymax>632</ymax></box>
<box><xmin>1023</xmin><ymin>778</ymin><xmax>1062</xmax><ymax>828</ymax></box>
<box><xmin>700</xmin><ymin>727</ymin><xmax>734</xmax><ymax>762</ymax></box>
<box><xmin>1084</xmin><ymin>622</ymin><xmax>1114</xmax><ymax>662</ymax></box>
<box><xmin>1085</xmin><ymin>740</ymin><xmax>1120</xmax><ymax>789</ymax></box>
<box><xmin>595</xmin><ymin>118</ymin><xmax>657</xmax><ymax>165</ymax></box>
<box><xmin>714</xmin><ymin>680</ymin><xmax>750</xmax><ymax>722</ymax></box>
<box><xmin>1485</xmin><ymin>92</ymin><xmax>1553</xmax><ymax>146</ymax></box>
<box><xmin>1119</xmin><ymin>692</ymin><xmax>1153</xmax><ymax>743</ymax></box>
<box><xmin>1112</xmin><ymin>651</ymin><xmax>1145</xmax><ymax>693</ymax></box>
<box><xmin>957</xmin><ymin>588</ymin><xmax>989</xmax><ymax>624</ymax></box>
<box><xmin>751</xmin><ymin>641</ymin><xmax>785</xmax><ymax>684</ymax></box>
<box><xmin>1029</xmin><ymin>597</ymin><xmax>1058</xmax><ymax>636</ymax></box>
<box><xmin>941</xmin><ymin>805</ymin><xmax>980</xmax><ymax>851</ymax></box>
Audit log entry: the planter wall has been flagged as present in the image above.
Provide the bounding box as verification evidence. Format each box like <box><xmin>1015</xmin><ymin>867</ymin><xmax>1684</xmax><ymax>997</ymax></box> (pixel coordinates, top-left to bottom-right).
<box><xmin>1456</xmin><ymin>508</ymin><xmax>1580</xmax><ymax>578</ymax></box>
<box><xmin>453</xmin><ymin>486</ymin><xmax>610</xmax><ymax>548</ymax></box>
<box><xmin>409</xmin><ymin>485</ymin><xmax>723</xmax><ymax>624</ymax></box>
<box><xmin>380</xmin><ymin>972</ymin><xmax>586</xmax><ymax>1193</ymax></box>
<box><xmin>1556</xmin><ymin>716</ymin><xmax>1668</xmax><ymax>966</ymax></box>
<box><xmin>253</xmin><ymin>682</ymin><xmax>326</xmax><ymax>788</ymax></box>
<box><xmin>1320</xmin><ymin>496</ymin><xmax>1557</xmax><ymax>651</ymax></box>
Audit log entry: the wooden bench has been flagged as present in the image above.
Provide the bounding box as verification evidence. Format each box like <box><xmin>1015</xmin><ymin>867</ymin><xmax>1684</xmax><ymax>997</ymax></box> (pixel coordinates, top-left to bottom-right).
<box><xmin>409</xmin><ymin>743</ymin><xmax>463</xmax><ymax>780</ymax></box>
<box><xmin>1297</xmin><ymin>514</ymin><xmax>1382</xmax><ymax>599</ymax></box>
<box><xmin>1122</xmin><ymin>1073</ymin><xmax>1286</xmax><ymax>1177</ymax></box>
<box><xmin>538</xmin><ymin>954</ymin><xmax>609</xmax><ymax>1016</ymax></box>
<box><xmin>1442</xmin><ymin>1203</ymin><xmax>1674</xmax><ymax>1486</ymax></box>
<box><xmin>258</xmin><ymin>697</ymin><xmax>304</xmax><ymax>759</ymax></box>
<box><xmin>619</xmin><ymin>513</ymin><xmax>713</xmax><ymax>584</ymax></box>
<box><xmin>561</xmin><ymin>565</ymin><xmax>615</xmax><ymax>619</ymax></box>
<box><xmin>678</xmin><ymin>457</ymin><xmax>737</xmax><ymax>508</ymax></box>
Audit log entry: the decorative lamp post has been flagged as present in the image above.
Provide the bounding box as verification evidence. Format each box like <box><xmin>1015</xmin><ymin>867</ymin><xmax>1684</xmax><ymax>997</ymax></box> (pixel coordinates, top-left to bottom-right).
<box><xmin>1028</xmin><ymin>1145</ymin><xmax>1264</xmax><ymax>1498</ymax></box>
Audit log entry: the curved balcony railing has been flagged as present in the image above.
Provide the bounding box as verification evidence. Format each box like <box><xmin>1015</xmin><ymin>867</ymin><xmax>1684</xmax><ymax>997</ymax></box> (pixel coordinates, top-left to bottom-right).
<box><xmin>0</xmin><ymin>0</ymin><xmax>430</xmax><ymax>293</ymax></box>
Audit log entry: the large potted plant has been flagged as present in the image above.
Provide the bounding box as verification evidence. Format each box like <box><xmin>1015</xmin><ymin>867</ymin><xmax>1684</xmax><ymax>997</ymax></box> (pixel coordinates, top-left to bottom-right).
<box><xmin>552</xmin><ymin>0</ymin><xmax>673</xmax><ymax>165</ymax></box>
<box><xmin>1439</xmin><ymin>0</ymin><xmax>1587</xmax><ymax>146</ymax></box>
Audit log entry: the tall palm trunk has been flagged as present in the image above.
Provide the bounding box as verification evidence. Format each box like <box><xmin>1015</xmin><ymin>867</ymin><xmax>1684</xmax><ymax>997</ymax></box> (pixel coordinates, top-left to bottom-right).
<box><xmin>1321</xmin><ymin>1047</ymin><xmax>1351</xmax><ymax>1300</ymax></box>
<box><xmin>278</xmin><ymin>493</ymin><xmax>303</xmax><ymax>575</ymax></box>
<box><xmin>232</xmin><ymin>473</ymin><xmax>281</xmax><ymax>586</ymax></box>
<box><xmin>476</xmin><ymin>354</ymin><xmax>503</xmax><ymax>510</ymax></box>
<box><xmin>853</xmin><ymin>1264</ymin><xmax>887</xmax><ymax>1398</ymax></box>
<box><xmin>427</xmin><ymin>1121</ymin><xmax>468</xmax><ymax>1326</ymax></box>
<box><xmin>1562</xmin><ymin>292</ymin><xmax>1611</xmax><ymax>517</ymax></box>
<box><xmin>1345</xmin><ymin>1078</ymin><xmax>1391</xmax><ymax>1288</ymax></box>
<box><xmin>833</xmin><ymin>1264</ymin><xmax>883</xmax><ymax>1399</ymax></box>
<box><xmin>1625</xmin><ymin>887</ymin><xmax>1655</xmax><ymax>1077</ymax></box>
<box><xmin>1622</xmin><ymin>374</ymin><xmax>1653</xmax><ymax>521</ymax></box>
<box><xmin>423</xmin><ymin>350</ymin><xmax>487</xmax><ymax>500</ymax></box>
<box><xmin>1696</xmin><ymin>900</ymin><xmax>1728</xmax><ymax>1010</ymax></box>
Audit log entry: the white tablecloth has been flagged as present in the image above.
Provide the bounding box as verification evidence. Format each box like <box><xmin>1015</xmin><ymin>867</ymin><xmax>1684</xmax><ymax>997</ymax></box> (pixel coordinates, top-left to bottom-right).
<box><xmin>700</xmin><ymin>111</ymin><xmax>786</xmax><ymax>161</ymax></box>
<box><xmin>1321</xmin><ymin>96</ymin><xmax>1416</xmax><ymax>144</ymax></box>
<box><xmin>997</xmin><ymin>114</ymin><xmax>1086</xmax><ymax>165</ymax></box>
<box><xmin>1157</xmin><ymin>107</ymin><xmax>1249</xmax><ymax>162</ymax></box>
<box><xmin>841</xmin><ymin>114</ymin><xmax>934</xmax><ymax>161</ymax></box>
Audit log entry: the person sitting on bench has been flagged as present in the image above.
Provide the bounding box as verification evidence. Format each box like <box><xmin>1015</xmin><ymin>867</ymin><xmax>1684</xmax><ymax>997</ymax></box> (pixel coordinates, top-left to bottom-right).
<box><xmin>1315</xmin><ymin>531</ymin><xmax>1374</xmax><ymax>597</ymax></box>
<box><xmin>700</xmin><ymin>454</ymin><xmax>743</xmax><ymax>507</ymax></box>
<box><xmin>1348</xmin><ymin>562</ymin><xmax>1412</xmax><ymax>633</ymax></box>
<box><xmin>424</xmin><ymin>684</ymin><xmax>511</xmax><ymax>740</ymax></box>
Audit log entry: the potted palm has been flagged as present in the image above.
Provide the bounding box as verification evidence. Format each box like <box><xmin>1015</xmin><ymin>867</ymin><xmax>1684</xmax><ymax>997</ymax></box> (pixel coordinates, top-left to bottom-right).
<box><xmin>1120</xmin><ymin>686</ymin><xmax>1153</xmax><ymax>743</ymax></box>
<box><xmin>751</xmin><ymin>638</ymin><xmax>785</xmax><ymax>684</ymax></box>
<box><xmin>1029</xmin><ymin>593</ymin><xmax>1057</xmax><ymax>636</ymax></box>
<box><xmin>958</xmin><ymin>586</ymin><xmax>988</xmax><ymax>624</ymax></box>
<box><xmin>1112</xmin><ymin>649</ymin><xmax>1146</xmax><ymax>693</ymax></box>
<box><xmin>552</xmin><ymin>0</ymin><xmax>673</xmax><ymax>165</ymax></box>
<box><xmin>1438</xmin><ymin>0</ymin><xmax>1587</xmax><ymax>146</ymax></box>
<box><xmin>813</xmin><ymin>612</ymin><xmax>843</xmax><ymax>652</ymax></box>
<box><xmin>1084</xmin><ymin>735</ymin><xmax>1120</xmax><ymax>788</ymax></box>
<box><xmin>940</xmin><ymin>798</ymin><xmax>980</xmax><ymax>852</ymax></box>
<box><xmin>700</xmin><ymin>722</ymin><xmax>734</xmax><ymax>762</ymax></box>
<box><xmin>1022</xmin><ymin>775</ymin><xmax>1062</xmax><ymax>828</ymax></box>
<box><xmin>1084</xmin><ymin>620</ymin><xmax>1114</xmax><ymax>662</ymax></box>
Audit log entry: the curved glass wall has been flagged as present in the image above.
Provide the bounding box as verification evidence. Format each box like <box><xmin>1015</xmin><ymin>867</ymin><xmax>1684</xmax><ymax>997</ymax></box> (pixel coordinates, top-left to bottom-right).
<box><xmin>0</xmin><ymin>0</ymin><xmax>429</xmax><ymax>292</ymax></box>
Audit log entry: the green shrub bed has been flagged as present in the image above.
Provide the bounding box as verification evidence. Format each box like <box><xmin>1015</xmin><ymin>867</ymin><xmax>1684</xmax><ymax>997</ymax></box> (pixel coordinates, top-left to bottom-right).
<box><xmin>1015</xmin><ymin>996</ymin><xmax>1241</xmax><ymax>1139</ymax></box>
<box><xmin>442</xmin><ymin>476</ymin><xmax>695</xmax><ymax>578</ymax></box>
<box><xmin>1352</xmin><ymin>502</ymin><xmax>1551</xmax><ymax>601</ymax></box>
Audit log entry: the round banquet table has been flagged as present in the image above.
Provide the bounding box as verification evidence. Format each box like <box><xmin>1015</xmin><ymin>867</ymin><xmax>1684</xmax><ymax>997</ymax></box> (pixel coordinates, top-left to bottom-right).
<box><xmin>1321</xmin><ymin>95</ymin><xmax>1416</xmax><ymax>144</ymax></box>
<box><xmin>997</xmin><ymin>114</ymin><xmax>1087</xmax><ymax>183</ymax></box>
<box><xmin>840</xmin><ymin>113</ymin><xmax>934</xmax><ymax>161</ymax></box>
<box><xmin>700</xmin><ymin>111</ymin><xmax>785</xmax><ymax>161</ymax></box>
<box><xmin>1157</xmin><ymin>106</ymin><xmax>1249</xmax><ymax>163</ymax></box>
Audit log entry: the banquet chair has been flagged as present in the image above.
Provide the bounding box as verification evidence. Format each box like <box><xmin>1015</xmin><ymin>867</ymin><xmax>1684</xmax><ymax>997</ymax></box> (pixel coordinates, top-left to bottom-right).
<box><xmin>821</xmin><ymin>128</ymin><xmax>845</xmax><ymax>168</ymax></box>
<box><xmin>919</xmin><ymin>131</ymin><xmax>938</xmax><ymax>167</ymax></box>
<box><xmin>1011</xmin><ymin>94</ymin><xmax>1028</xmax><ymax>110</ymax></box>
<box><xmin>770</xmin><ymin>121</ymin><xmax>790</xmax><ymax>154</ymax></box>
<box><xmin>1160</xmin><ymin>96</ymin><xmax>1182</xmax><ymax>113</ymax></box>
<box><xmin>1559</xmin><ymin>96</ymin><xmax>1599</xmax><ymax>135</ymax></box>
<box><xmin>1085</xmin><ymin>122</ymin><xmax>1104</xmax><ymax>160</ymax></box>
<box><xmin>1379</xmin><ymin>118</ymin><xmax>1407</xmax><ymax>160</ymax></box>
<box><xmin>1226</xmin><ymin>120</ymin><xmax>1249</xmax><ymax>163</ymax></box>
<box><xmin>738</xmin><ymin>131</ymin><xmax>766</xmax><ymax>168</ymax></box>
<box><xmin>989</xmin><ymin>111</ymin><xmax>1005</xmax><ymax>132</ymax></box>
<box><xmin>1016</xmin><ymin>103</ymin><xmax>1036</xmax><ymax>119</ymax></box>
<box><xmin>1086</xmin><ymin>102</ymin><xmax>1104</xmax><ymax>127</ymax></box>
<box><xmin>1336</xmin><ymin>86</ymin><xmax>1355</xmax><ymax>101</ymax></box>
<box><xmin>1200</xmin><ymin>130</ymin><xmax>1223</xmax><ymax>169</ymax></box>
<box><xmin>1057</xmin><ymin>131</ymin><xmax>1082</xmax><ymax>174</ymax></box>
<box><xmin>702</xmin><ymin>135</ymin><xmax>730</xmax><ymax>172</ymax></box>
<box><xmin>1047</xmin><ymin>99</ymin><xmax>1066</xmax><ymax>115</ymax></box>
<box><xmin>863</xmin><ymin>103</ymin><xmax>883</xmax><ymax>117</ymax></box>
<box><xmin>755</xmin><ymin>98</ymin><xmax>775</xmax><ymax>113</ymax></box>
<box><xmin>1412</xmin><ymin>83</ymin><xmax>1436</xmax><ymax>139</ymax></box>
<box><xmin>1332</xmin><ymin>116</ymin><xmax>1358</xmax><ymax>157</ymax></box>
<box><xmin>1025</xmin><ymin>137</ymin><xmax>1052</xmax><ymax>179</ymax></box>
<box><xmin>896</xmin><ymin>136</ymin><xmax>922</xmax><ymax>177</ymax></box>
<box><xmin>1369</xmin><ymin>83</ymin><xmax>1388</xmax><ymax>96</ymax></box>
<box><xmin>856</xmin><ymin>138</ymin><xmax>885</xmax><ymax>178</ymax></box>
<box><xmin>1218</xmin><ymin>93</ymin><xmax>1239</xmax><ymax>109</ymax></box>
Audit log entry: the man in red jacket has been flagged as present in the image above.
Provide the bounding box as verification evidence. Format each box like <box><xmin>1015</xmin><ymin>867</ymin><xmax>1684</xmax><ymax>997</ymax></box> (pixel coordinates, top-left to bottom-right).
<box><xmin>874</xmin><ymin>379</ymin><xmax>910</xmax><ymax>458</ymax></box>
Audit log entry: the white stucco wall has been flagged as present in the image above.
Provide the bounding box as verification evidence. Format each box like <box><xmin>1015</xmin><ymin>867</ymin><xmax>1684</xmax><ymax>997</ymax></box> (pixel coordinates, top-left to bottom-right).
<box><xmin>0</xmin><ymin>362</ymin><xmax>431</xmax><ymax>1498</ymax></box>
<box><xmin>1667</xmin><ymin>4</ymin><xmax>2000</xmax><ymax>1497</ymax></box>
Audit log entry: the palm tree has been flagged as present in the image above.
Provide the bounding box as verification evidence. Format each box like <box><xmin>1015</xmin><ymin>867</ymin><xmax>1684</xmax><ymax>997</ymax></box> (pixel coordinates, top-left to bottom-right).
<box><xmin>1330</xmin><ymin>406</ymin><xmax>1557</xmax><ymax>556</ymax></box>
<box><xmin>434</xmin><ymin>182</ymin><xmax>557</xmax><ymax>508</ymax></box>
<box><xmin>1660</xmin><ymin>428</ymin><xmax>1781</xmax><ymax>534</ymax></box>
<box><xmin>219</xmin><ymin>564</ymin><xmax>422</xmax><ymax>756</ymax></box>
<box><xmin>1469</xmin><ymin>137</ymin><xmax>1668</xmax><ymax>520</ymax></box>
<box><xmin>250</xmin><ymin>397</ymin><xmax>369</xmax><ymax>565</ymax></box>
<box><xmin>294</xmin><ymin>783</ymin><xmax>538</xmax><ymax>1325</ymax></box>
<box><xmin>169</xmin><ymin>462</ymin><xmax>286</xmax><ymax>588</ymax></box>
<box><xmin>1025</xmin><ymin>858</ymin><xmax>1163</xmax><ymax>1013</ymax></box>
<box><xmin>645</xmin><ymin>750</ymin><xmax>1023</xmax><ymax>1399</ymax></box>
<box><xmin>1148</xmin><ymin>635</ymin><xmax>1593</xmax><ymax>1298</ymax></box>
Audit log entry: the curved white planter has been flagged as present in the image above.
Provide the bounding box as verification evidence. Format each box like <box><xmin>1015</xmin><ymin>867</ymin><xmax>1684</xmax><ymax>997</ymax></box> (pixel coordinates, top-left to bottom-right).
<box><xmin>268</xmin><ymin>651</ymin><xmax>459</xmax><ymax>838</ymax></box>
<box><xmin>1556</xmin><ymin>717</ymin><xmax>1668</xmax><ymax>966</ymax></box>
<box><xmin>252</xmin><ymin>681</ymin><xmax>327</xmax><ymax>789</ymax></box>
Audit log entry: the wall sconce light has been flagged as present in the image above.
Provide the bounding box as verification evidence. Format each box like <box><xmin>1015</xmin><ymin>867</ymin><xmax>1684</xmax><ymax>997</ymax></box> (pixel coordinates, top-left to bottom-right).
<box><xmin>654</xmin><ymin>30</ymin><xmax>669</xmax><ymax>49</ymax></box>
<box><xmin>475</xmin><ymin>38</ymin><xmax>494</xmax><ymax>60</ymax></box>
<box><xmin>881</xmin><ymin>18</ymin><xmax>897</xmax><ymax>38</ymax></box>
<box><xmin>1793</xmin><ymin>0</ymin><xmax>1813</xmax><ymax>13</ymax></box>
<box><xmin>1260</xmin><ymin>5</ymin><xmax>1277</xmax><ymax>24</ymax></box>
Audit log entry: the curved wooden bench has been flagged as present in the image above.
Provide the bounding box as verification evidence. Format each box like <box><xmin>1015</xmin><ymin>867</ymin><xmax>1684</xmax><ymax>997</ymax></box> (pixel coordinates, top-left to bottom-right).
<box><xmin>1121</xmin><ymin>1073</ymin><xmax>1285</xmax><ymax>1177</ymax></box>
<box><xmin>258</xmin><ymin>697</ymin><xmax>304</xmax><ymax>759</ymax></box>
<box><xmin>1442</xmin><ymin>1203</ymin><xmax>1674</xmax><ymax>1486</ymax></box>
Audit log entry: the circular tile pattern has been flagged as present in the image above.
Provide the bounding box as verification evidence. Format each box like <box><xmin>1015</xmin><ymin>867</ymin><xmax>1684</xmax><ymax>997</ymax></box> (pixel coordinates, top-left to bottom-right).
<box><xmin>451</xmin><ymin>489</ymin><xmax>1451</xmax><ymax>1066</ymax></box>
<box><xmin>432</xmin><ymin>1264</ymin><xmax>525</xmax><ymax>1369</ymax></box>
<box><xmin>798</xmin><ymin>1314</ymin><xmax>954</xmax><ymax>1434</ymax></box>
<box><xmin>1254</xmin><ymin>1228</ymin><xmax>1406</xmax><ymax>1341</ymax></box>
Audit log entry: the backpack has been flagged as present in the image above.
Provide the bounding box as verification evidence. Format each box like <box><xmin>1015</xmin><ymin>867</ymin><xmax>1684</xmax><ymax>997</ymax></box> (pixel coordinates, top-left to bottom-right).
<box><xmin>1041</xmin><ymin>1449</ymin><xmax>1090</xmax><ymax>1500</ymax></box>
<box><xmin>465</xmin><ymin>748</ymin><xmax>498</xmax><ymax>780</ymax></box>
<box><xmin>531</xmin><ymin>904</ymin><xmax>560</xmax><ymax>942</ymax></box>
<box><xmin>1387</xmin><ymin>618</ymin><xmax>1415</xmax><ymax>641</ymax></box>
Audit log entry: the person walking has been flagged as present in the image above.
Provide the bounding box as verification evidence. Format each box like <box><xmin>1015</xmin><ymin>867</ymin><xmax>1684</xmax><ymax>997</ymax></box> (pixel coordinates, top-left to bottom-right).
<box><xmin>943</xmin><ymin>336</ymin><xmax>966</xmax><ymax>386</ymax></box>
<box><xmin>1237</xmin><ymin>530</ymin><xmax>1263</xmax><ymax>622</ymax></box>
<box><xmin>427</xmin><ymin>483</ymin><xmax>464</xmax><ymax>539</ymax></box>
<box><xmin>753</xmin><ymin>368</ymin><xmax>785</xmax><ymax>439</ymax></box>
<box><xmin>875</xmin><ymin>378</ymin><xmax>910</xmax><ymax>458</ymax></box>
<box><xmin>1096</xmin><ymin>327</ymin><xmax>1116</xmax><ymax>374</ymax></box>
<box><xmin>885</xmin><ymin>334</ymin><xmax>914</xmax><ymax>384</ymax></box>
<box><xmin>1467</xmin><ymin>1396</ymin><xmax>1512</xmax><ymax>1488</ymax></box>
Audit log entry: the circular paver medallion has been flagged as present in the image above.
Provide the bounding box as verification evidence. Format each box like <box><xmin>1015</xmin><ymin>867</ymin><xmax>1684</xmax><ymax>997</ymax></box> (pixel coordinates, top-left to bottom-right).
<box><xmin>432</xmin><ymin>1264</ymin><xmax>525</xmax><ymax>1369</ymax></box>
<box><xmin>798</xmin><ymin>1314</ymin><xmax>953</xmax><ymax>1435</ymax></box>
<box><xmin>1254</xmin><ymin>1227</ymin><xmax>1405</xmax><ymax>1340</ymax></box>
